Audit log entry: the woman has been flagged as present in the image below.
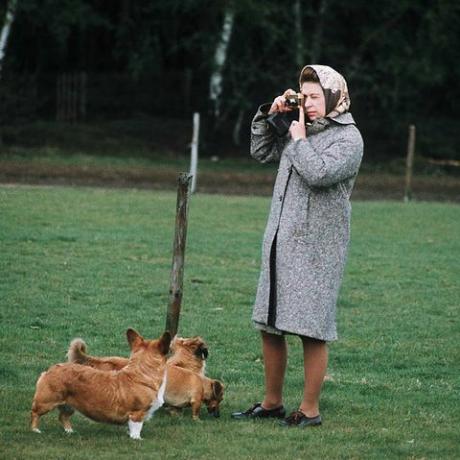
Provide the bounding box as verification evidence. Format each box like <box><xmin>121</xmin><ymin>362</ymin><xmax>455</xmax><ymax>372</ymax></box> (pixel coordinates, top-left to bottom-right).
<box><xmin>232</xmin><ymin>65</ymin><xmax>363</xmax><ymax>427</ymax></box>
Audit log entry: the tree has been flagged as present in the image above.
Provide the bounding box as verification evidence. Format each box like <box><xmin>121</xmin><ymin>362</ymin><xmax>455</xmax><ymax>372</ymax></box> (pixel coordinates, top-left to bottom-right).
<box><xmin>0</xmin><ymin>0</ymin><xmax>18</xmax><ymax>80</ymax></box>
<box><xmin>209</xmin><ymin>5</ymin><xmax>235</xmax><ymax>119</ymax></box>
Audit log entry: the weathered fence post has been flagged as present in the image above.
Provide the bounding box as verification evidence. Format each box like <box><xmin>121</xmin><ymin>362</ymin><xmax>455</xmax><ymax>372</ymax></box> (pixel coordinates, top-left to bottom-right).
<box><xmin>165</xmin><ymin>173</ymin><xmax>193</xmax><ymax>336</ymax></box>
<box><xmin>404</xmin><ymin>124</ymin><xmax>416</xmax><ymax>202</ymax></box>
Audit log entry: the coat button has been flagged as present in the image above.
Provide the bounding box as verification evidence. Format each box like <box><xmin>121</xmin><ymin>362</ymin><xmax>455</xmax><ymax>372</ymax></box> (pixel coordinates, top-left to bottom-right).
<box><xmin>279</xmin><ymin>195</ymin><xmax>283</xmax><ymax>202</ymax></box>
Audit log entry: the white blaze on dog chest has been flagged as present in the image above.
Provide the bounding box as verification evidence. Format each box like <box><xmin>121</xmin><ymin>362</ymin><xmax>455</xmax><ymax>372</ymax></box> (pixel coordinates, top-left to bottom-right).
<box><xmin>146</xmin><ymin>371</ymin><xmax>167</xmax><ymax>421</ymax></box>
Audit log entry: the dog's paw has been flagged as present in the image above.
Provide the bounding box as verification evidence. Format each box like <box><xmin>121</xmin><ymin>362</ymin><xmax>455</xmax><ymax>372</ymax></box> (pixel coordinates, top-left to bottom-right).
<box><xmin>32</xmin><ymin>428</ymin><xmax>42</xmax><ymax>434</ymax></box>
<box><xmin>129</xmin><ymin>433</ymin><xmax>143</xmax><ymax>440</ymax></box>
<box><xmin>64</xmin><ymin>428</ymin><xmax>74</xmax><ymax>434</ymax></box>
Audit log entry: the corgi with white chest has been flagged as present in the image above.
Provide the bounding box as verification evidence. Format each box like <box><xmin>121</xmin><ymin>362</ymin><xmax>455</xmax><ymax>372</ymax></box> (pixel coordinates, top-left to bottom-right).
<box><xmin>31</xmin><ymin>329</ymin><xmax>171</xmax><ymax>439</ymax></box>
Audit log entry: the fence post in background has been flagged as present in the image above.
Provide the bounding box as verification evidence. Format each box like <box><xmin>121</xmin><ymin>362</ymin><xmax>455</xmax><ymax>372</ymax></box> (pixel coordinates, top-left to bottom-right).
<box><xmin>189</xmin><ymin>112</ymin><xmax>200</xmax><ymax>193</ymax></box>
<box><xmin>165</xmin><ymin>173</ymin><xmax>193</xmax><ymax>337</ymax></box>
<box><xmin>404</xmin><ymin>124</ymin><xmax>416</xmax><ymax>202</ymax></box>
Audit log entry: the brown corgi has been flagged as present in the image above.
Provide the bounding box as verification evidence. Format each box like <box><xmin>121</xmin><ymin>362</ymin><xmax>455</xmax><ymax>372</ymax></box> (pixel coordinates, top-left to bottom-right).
<box><xmin>31</xmin><ymin>330</ymin><xmax>171</xmax><ymax>439</ymax></box>
<box><xmin>165</xmin><ymin>366</ymin><xmax>224</xmax><ymax>420</ymax></box>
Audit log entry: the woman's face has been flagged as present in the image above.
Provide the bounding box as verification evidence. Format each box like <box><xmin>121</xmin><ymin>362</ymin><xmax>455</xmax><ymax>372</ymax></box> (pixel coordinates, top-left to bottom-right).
<box><xmin>300</xmin><ymin>82</ymin><xmax>326</xmax><ymax>121</ymax></box>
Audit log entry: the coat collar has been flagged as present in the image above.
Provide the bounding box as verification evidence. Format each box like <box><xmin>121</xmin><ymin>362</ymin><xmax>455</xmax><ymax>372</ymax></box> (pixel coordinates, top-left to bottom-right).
<box><xmin>327</xmin><ymin>112</ymin><xmax>355</xmax><ymax>125</ymax></box>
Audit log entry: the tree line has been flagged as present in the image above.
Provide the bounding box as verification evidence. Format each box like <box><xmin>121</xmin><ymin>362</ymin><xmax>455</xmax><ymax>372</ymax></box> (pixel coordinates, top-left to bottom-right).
<box><xmin>1</xmin><ymin>0</ymin><xmax>459</xmax><ymax>160</ymax></box>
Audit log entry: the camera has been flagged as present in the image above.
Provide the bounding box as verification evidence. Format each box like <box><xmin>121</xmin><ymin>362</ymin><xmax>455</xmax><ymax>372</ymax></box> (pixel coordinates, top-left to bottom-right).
<box><xmin>266</xmin><ymin>93</ymin><xmax>303</xmax><ymax>137</ymax></box>
<box><xmin>284</xmin><ymin>93</ymin><xmax>303</xmax><ymax>109</ymax></box>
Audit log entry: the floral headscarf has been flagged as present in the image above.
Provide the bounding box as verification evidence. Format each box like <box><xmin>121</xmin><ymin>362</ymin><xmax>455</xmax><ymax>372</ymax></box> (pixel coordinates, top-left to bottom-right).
<box><xmin>299</xmin><ymin>65</ymin><xmax>351</xmax><ymax>118</ymax></box>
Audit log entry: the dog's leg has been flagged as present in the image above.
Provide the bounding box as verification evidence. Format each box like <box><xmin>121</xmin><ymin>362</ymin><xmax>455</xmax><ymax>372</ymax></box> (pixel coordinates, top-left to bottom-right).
<box><xmin>191</xmin><ymin>399</ymin><xmax>202</xmax><ymax>421</ymax></box>
<box><xmin>128</xmin><ymin>416</ymin><xmax>145</xmax><ymax>440</ymax></box>
<box><xmin>128</xmin><ymin>412</ymin><xmax>147</xmax><ymax>440</ymax></box>
<box><xmin>58</xmin><ymin>404</ymin><xmax>75</xmax><ymax>433</ymax></box>
<box><xmin>31</xmin><ymin>372</ymin><xmax>68</xmax><ymax>433</ymax></box>
<box><xmin>31</xmin><ymin>399</ymin><xmax>61</xmax><ymax>433</ymax></box>
<box><xmin>30</xmin><ymin>409</ymin><xmax>42</xmax><ymax>433</ymax></box>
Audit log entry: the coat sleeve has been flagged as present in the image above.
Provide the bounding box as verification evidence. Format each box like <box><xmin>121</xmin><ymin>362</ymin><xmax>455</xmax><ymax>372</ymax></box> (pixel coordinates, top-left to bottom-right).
<box><xmin>285</xmin><ymin>125</ymin><xmax>363</xmax><ymax>187</ymax></box>
<box><xmin>250</xmin><ymin>104</ymin><xmax>286</xmax><ymax>163</ymax></box>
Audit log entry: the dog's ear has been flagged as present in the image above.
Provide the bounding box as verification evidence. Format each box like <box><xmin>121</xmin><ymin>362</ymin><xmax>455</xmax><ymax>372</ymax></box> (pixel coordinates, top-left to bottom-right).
<box><xmin>126</xmin><ymin>329</ymin><xmax>144</xmax><ymax>350</ymax></box>
<box><xmin>212</xmin><ymin>380</ymin><xmax>224</xmax><ymax>399</ymax></box>
<box><xmin>159</xmin><ymin>331</ymin><xmax>172</xmax><ymax>355</ymax></box>
<box><xmin>195</xmin><ymin>345</ymin><xmax>208</xmax><ymax>360</ymax></box>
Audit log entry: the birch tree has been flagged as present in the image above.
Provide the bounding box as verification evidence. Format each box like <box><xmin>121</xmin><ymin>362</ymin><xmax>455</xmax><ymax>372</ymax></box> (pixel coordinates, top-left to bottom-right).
<box><xmin>209</xmin><ymin>6</ymin><xmax>235</xmax><ymax>119</ymax></box>
<box><xmin>0</xmin><ymin>0</ymin><xmax>18</xmax><ymax>80</ymax></box>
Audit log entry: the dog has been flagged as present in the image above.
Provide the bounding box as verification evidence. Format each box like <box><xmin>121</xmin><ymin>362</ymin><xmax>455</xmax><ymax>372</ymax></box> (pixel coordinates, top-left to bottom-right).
<box><xmin>165</xmin><ymin>366</ymin><xmax>224</xmax><ymax>420</ymax></box>
<box><xmin>31</xmin><ymin>329</ymin><xmax>171</xmax><ymax>439</ymax></box>
<box><xmin>67</xmin><ymin>335</ymin><xmax>208</xmax><ymax>374</ymax></box>
<box><xmin>66</xmin><ymin>335</ymin><xmax>222</xmax><ymax>419</ymax></box>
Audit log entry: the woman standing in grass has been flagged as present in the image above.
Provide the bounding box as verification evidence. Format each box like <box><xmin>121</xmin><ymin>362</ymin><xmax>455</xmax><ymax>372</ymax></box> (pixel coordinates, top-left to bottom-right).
<box><xmin>232</xmin><ymin>65</ymin><xmax>363</xmax><ymax>427</ymax></box>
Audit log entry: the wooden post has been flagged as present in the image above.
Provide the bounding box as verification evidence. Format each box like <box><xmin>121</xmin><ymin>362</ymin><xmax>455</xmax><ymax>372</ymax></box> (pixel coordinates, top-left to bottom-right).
<box><xmin>190</xmin><ymin>112</ymin><xmax>200</xmax><ymax>193</ymax></box>
<box><xmin>404</xmin><ymin>124</ymin><xmax>416</xmax><ymax>202</ymax></box>
<box><xmin>165</xmin><ymin>173</ymin><xmax>193</xmax><ymax>336</ymax></box>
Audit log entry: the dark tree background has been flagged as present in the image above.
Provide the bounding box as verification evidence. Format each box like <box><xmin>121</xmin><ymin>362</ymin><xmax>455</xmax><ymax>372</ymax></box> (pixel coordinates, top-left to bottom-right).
<box><xmin>1</xmin><ymin>0</ymin><xmax>459</xmax><ymax>160</ymax></box>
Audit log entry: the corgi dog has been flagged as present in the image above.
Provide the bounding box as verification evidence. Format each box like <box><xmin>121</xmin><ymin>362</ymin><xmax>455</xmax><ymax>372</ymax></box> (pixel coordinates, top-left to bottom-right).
<box><xmin>66</xmin><ymin>335</ymin><xmax>221</xmax><ymax>419</ymax></box>
<box><xmin>31</xmin><ymin>329</ymin><xmax>171</xmax><ymax>439</ymax></box>
<box><xmin>67</xmin><ymin>335</ymin><xmax>208</xmax><ymax>375</ymax></box>
<box><xmin>166</xmin><ymin>366</ymin><xmax>224</xmax><ymax>420</ymax></box>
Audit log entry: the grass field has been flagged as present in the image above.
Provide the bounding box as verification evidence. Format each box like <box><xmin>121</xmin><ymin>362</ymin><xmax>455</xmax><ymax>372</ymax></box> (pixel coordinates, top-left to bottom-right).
<box><xmin>0</xmin><ymin>185</ymin><xmax>459</xmax><ymax>459</ymax></box>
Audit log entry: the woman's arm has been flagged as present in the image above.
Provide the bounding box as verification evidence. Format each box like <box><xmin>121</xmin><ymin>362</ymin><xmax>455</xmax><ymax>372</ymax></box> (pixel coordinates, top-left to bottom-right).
<box><xmin>250</xmin><ymin>104</ymin><xmax>287</xmax><ymax>164</ymax></box>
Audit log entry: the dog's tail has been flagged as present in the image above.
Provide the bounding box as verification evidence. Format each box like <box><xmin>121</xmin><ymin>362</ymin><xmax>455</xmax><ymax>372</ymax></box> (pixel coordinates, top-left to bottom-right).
<box><xmin>67</xmin><ymin>338</ymin><xmax>89</xmax><ymax>364</ymax></box>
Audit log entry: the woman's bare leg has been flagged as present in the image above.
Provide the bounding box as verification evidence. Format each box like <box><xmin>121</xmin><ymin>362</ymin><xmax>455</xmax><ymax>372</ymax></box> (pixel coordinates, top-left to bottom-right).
<box><xmin>261</xmin><ymin>331</ymin><xmax>287</xmax><ymax>409</ymax></box>
<box><xmin>299</xmin><ymin>337</ymin><xmax>328</xmax><ymax>417</ymax></box>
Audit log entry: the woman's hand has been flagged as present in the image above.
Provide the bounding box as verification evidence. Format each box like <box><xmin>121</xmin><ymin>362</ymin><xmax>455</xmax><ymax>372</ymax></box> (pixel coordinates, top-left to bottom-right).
<box><xmin>289</xmin><ymin>105</ymin><xmax>307</xmax><ymax>141</ymax></box>
<box><xmin>268</xmin><ymin>89</ymin><xmax>297</xmax><ymax>114</ymax></box>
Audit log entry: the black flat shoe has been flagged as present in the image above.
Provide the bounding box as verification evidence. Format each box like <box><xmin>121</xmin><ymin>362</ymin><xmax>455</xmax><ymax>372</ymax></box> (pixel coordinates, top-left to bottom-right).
<box><xmin>279</xmin><ymin>410</ymin><xmax>322</xmax><ymax>427</ymax></box>
<box><xmin>231</xmin><ymin>403</ymin><xmax>286</xmax><ymax>420</ymax></box>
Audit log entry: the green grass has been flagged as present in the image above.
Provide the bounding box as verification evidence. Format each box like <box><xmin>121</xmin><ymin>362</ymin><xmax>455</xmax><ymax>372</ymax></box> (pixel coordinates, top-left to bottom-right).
<box><xmin>0</xmin><ymin>185</ymin><xmax>459</xmax><ymax>459</ymax></box>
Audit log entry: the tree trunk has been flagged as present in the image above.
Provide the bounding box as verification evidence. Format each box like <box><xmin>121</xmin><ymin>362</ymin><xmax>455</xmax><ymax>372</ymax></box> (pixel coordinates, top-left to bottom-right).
<box><xmin>209</xmin><ymin>7</ymin><xmax>235</xmax><ymax>119</ymax></box>
<box><xmin>0</xmin><ymin>0</ymin><xmax>18</xmax><ymax>80</ymax></box>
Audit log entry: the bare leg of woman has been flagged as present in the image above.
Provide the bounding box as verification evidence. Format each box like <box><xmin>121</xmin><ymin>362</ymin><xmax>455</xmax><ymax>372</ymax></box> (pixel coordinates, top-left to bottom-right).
<box><xmin>261</xmin><ymin>331</ymin><xmax>287</xmax><ymax>409</ymax></box>
<box><xmin>299</xmin><ymin>337</ymin><xmax>328</xmax><ymax>417</ymax></box>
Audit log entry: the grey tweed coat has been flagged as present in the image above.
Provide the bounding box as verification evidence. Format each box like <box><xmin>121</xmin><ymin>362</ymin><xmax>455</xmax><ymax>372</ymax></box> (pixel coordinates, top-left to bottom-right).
<box><xmin>251</xmin><ymin>106</ymin><xmax>363</xmax><ymax>341</ymax></box>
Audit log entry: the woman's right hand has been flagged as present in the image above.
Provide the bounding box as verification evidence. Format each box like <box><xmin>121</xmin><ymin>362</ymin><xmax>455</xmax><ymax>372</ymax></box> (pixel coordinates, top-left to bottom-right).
<box><xmin>268</xmin><ymin>89</ymin><xmax>297</xmax><ymax>114</ymax></box>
